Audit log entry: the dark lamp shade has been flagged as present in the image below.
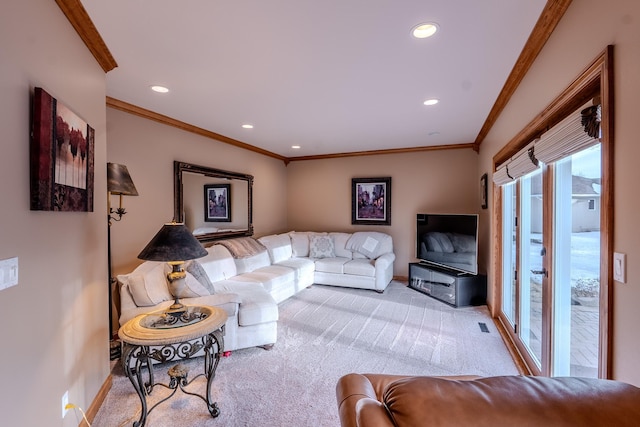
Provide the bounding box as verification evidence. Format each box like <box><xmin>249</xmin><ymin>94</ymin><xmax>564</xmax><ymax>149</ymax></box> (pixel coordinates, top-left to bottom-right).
<box><xmin>107</xmin><ymin>163</ymin><xmax>139</xmax><ymax>196</ymax></box>
<box><xmin>138</xmin><ymin>222</ymin><xmax>207</xmax><ymax>262</ymax></box>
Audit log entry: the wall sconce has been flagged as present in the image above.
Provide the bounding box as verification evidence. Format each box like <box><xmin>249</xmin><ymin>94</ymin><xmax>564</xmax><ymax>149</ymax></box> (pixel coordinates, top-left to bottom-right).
<box><xmin>107</xmin><ymin>163</ymin><xmax>139</xmax><ymax>224</ymax></box>
<box><xmin>107</xmin><ymin>162</ymin><xmax>138</xmax><ymax>360</ymax></box>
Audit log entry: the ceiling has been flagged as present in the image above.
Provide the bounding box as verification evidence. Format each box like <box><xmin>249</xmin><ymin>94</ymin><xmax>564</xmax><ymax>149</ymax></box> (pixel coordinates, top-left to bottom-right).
<box><xmin>81</xmin><ymin>0</ymin><xmax>548</xmax><ymax>159</ymax></box>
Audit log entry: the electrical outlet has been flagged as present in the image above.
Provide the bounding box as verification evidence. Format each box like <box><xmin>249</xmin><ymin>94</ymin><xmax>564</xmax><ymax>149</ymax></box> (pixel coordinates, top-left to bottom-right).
<box><xmin>61</xmin><ymin>390</ymin><xmax>69</xmax><ymax>418</ymax></box>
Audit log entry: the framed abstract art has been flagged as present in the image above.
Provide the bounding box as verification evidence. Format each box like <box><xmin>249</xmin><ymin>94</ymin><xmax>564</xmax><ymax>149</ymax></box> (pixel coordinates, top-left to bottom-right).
<box><xmin>30</xmin><ymin>87</ymin><xmax>94</xmax><ymax>212</ymax></box>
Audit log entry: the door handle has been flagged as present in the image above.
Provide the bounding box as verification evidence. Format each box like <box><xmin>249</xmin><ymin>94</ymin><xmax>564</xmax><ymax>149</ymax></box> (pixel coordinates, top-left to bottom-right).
<box><xmin>531</xmin><ymin>268</ymin><xmax>548</xmax><ymax>277</ymax></box>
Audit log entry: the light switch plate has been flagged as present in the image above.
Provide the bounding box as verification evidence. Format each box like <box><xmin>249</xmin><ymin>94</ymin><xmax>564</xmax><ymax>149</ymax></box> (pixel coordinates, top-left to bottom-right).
<box><xmin>0</xmin><ymin>257</ymin><xmax>19</xmax><ymax>290</ymax></box>
<box><xmin>613</xmin><ymin>252</ymin><xmax>626</xmax><ymax>283</ymax></box>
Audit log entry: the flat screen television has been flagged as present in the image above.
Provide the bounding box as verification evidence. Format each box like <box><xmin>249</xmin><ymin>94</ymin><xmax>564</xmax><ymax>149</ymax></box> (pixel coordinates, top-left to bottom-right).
<box><xmin>416</xmin><ymin>213</ymin><xmax>479</xmax><ymax>275</ymax></box>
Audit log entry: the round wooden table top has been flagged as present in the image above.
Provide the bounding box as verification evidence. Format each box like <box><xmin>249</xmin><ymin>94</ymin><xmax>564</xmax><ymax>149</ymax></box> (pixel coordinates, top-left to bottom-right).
<box><xmin>118</xmin><ymin>305</ymin><xmax>228</xmax><ymax>346</ymax></box>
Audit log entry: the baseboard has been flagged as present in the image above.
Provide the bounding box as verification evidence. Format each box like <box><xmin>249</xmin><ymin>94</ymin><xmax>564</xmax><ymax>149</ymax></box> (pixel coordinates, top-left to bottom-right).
<box><xmin>83</xmin><ymin>373</ymin><xmax>112</xmax><ymax>427</ymax></box>
<box><xmin>393</xmin><ymin>275</ymin><xmax>408</xmax><ymax>283</ymax></box>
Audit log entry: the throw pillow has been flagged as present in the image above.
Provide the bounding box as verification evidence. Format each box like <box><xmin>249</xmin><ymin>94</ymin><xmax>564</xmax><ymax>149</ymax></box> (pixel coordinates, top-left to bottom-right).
<box><xmin>289</xmin><ymin>232</ymin><xmax>310</xmax><ymax>257</ymax></box>
<box><xmin>346</xmin><ymin>232</ymin><xmax>391</xmax><ymax>259</ymax></box>
<box><xmin>125</xmin><ymin>262</ymin><xmax>173</xmax><ymax>307</ymax></box>
<box><xmin>186</xmin><ymin>260</ymin><xmax>216</xmax><ymax>294</ymax></box>
<box><xmin>170</xmin><ymin>272</ymin><xmax>211</xmax><ymax>298</ymax></box>
<box><xmin>309</xmin><ymin>235</ymin><xmax>335</xmax><ymax>259</ymax></box>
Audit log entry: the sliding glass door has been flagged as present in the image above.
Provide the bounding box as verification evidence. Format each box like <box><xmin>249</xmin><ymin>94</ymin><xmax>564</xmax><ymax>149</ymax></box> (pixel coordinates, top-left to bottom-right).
<box><xmin>551</xmin><ymin>145</ymin><xmax>601</xmax><ymax>377</ymax></box>
<box><xmin>498</xmin><ymin>143</ymin><xmax>603</xmax><ymax>377</ymax></box>
<box><xmin>519</xmin><ymin>169</ymin><xmax>544</xmax><ymax>369</ymax></box>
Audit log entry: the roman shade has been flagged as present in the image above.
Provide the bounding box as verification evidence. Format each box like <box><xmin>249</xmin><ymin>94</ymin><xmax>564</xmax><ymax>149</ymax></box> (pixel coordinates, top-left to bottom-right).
<box><xmin>534</xmin><ymin>104</ymin><xmax>601</xmax><ymax>165</ymax></box>
<box><xmin>492</xmin><ymin>141</ymin><xmax>539</xmax><ymax>186</ymax></box>
<box><xmin>493</xmin><ymin>102</ymin><xmax>601</xmax><ymax>186</ymax></box>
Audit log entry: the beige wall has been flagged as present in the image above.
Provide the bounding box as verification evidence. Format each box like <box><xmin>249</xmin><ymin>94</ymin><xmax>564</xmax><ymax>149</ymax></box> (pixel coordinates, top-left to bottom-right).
<box><xmin>0</xmin><ymin>1</ymin><xmax>109</xmax><ymax>425</ymax></box>
<box><xmin>286</xmin><ymin>149</ymin><xmax>481</xmax><ymax>277</ymax></box>
<box><xmin>478</xmin><ymin>0</ymin><xmax>640</xmax><ymax>385</ymax></box>
<box><xmin>107</xmin><ymin>108</ymin><xmax>289</xmax><ymax>277</ymax></box>
<box><xmin>3</xmin><ymin>4</ymin><xmax>639</xmax><ymax>425</ymax></box>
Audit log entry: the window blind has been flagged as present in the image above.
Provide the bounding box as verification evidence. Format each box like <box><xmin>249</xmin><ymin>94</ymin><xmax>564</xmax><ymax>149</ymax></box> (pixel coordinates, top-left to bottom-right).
<box><xmin>534</xmin><ymin>104</ymin><xmax>601</xmax><ymax>164</ymax></box>
<box><xmin>492</xmin><ymin>141</ymin><xmax>539</xmax><ymax>185</ymax></box>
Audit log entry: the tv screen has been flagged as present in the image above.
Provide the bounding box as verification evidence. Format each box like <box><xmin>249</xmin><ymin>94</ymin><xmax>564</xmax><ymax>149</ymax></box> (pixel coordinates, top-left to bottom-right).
<box><xmin>416</xmin><ymin>213</ymin><xmax>479</xmax><ymax>275</ymax></box>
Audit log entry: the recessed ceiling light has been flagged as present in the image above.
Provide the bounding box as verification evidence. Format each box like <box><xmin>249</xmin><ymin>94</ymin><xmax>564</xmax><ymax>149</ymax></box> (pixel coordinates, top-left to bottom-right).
<box><xmin>242</xmin><ymin>124</ymin><xmax>254</xmax><ymax>129</ymax></box>
<box><xmin>150</xmin><ymin>85</ymin><xmax>169</xmax><ymax>93</ymax></box>
<box><xmin>412</xmin><ymin>22</ymin><xmax>438</xmax><ymax>39</ymax></box>
<box><xmin>428</xmin><ymin>131</ymin><xmax>440</xmax><ymax>136</ymax></box>
<box><xmin>291</xmin><ymin>145</ymin><xmax>301</xmax><ymax>149</ymax></box>
<box><xmin>423</xmin><ymin>98</ymin><xmax>439</xmax><ymax>106</ymax></box>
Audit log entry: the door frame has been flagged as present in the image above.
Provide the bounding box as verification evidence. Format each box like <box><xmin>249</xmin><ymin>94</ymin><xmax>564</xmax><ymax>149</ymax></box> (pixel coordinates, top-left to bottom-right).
<box><xmin>492</xmin><ymin>46</ymin><xmax>614</xmax><ymax>378</ymax></box>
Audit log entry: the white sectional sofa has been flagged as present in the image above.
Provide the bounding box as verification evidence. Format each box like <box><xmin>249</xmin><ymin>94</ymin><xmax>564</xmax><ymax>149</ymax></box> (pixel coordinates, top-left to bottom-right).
<box><xmin>118</xmin><ymin>231</ymin><xmax>394</xmax><ymax>352</ymax></box>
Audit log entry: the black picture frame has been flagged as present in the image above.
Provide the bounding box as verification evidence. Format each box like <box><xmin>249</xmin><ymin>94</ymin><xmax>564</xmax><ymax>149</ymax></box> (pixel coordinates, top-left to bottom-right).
<box><xmin>204</xmin><ymin>184</ymin><xmax>231</xmax><ymax>222</ymax></box>
<box><xmin>481</xmin><ymin>173</ymin><xmax>488</xmax><ymax>209</ymax></box>
<box><xmin>352</xmin><ymin>177</ymin><xmax>391</xmax><ymax>225</ymax></box>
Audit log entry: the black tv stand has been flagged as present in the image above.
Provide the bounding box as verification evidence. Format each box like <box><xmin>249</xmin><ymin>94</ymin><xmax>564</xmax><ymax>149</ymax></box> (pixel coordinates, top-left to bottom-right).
<box><xmin>408</xmin><ymin>262</ymin><xmax>487</xmax><ymax>307</ymax></box>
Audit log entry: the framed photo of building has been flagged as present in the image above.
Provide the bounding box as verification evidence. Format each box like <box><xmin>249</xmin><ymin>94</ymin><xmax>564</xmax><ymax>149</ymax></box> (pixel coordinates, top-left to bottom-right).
<box><xmin>352</xmin><ymin>177</ymin><xmax>391</xmax><ymax>225</ymax></box>
<box><xmin>30</xmin><ymin>87</ymin><xmax>95</xmax><ymax>212</ymax></box>
<box><xmin>204</xmin><ymin>184</ymin><xmax>231</xmax><ymax>222</ymax></box>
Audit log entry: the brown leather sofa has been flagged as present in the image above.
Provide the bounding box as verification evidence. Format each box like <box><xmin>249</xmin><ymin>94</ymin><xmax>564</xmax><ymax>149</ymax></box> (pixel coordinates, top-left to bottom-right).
<box><xmin>336</xmin><ymin>373</ymin><xmax>640</xmax><ymax>427</ymax></box>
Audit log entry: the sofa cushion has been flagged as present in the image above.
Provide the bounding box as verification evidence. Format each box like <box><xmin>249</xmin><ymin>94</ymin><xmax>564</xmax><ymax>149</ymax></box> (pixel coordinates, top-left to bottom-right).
<box><xmin>258</xmin><ymin>233</ymin><xmax>293</xmax><ymax>263</ymax></box>
<box><xmin>381</xmin><ymin>376</ymin><xmax>640</xmax><ymax>427</ymax></box>
<box><xmin>275</xmin><ymin>257</ymin><xmax>316</xmax><ymax>280</ymax></box>
<box><xmin>199</xmin><ymin>245</ymin><xmax>237</xmax><ymax>281</ymax></box>
<box><xmin>235</xmin><ymin>251</ymin><xmax>272</xmax><ymax>274</ymax></box>
<box><xmin>119</xmin><ymin>262</ymin><xmax>173</xmax><ymax>307</ymax></box>
<box><xmin>234</xmin><ymin>265</ymin><xmax>295</xmax><ymax>294</ymax></box>
<box><xmin>212</xmin><ymin>281</ymin><xmax>279</xmax><ymax>327</ymax></box>
<box><xmin>330</xmin><ymin>232</ymin><xmax>353</xmax><ymax>259</ymax></box>
<box><xmin>346</xmin><ymin>232</ymin><xmax>392</xmax><ymax>259</ymax></box>
<box><xmin>289</xmin><ymin>231</ymin><xmax>310</xmax><ymax>257</ymax></box>
<box><xmin>310</xmin><ymin>234</ymin><xmax>335</xmax><ymax>258</ymax></box>
<box><xmin>315</xmin><ymin>257</ymin><xmax>350</xmax><ymax>274</ymax></box>
<box><xmin>343</xmin><ymin>259</ymin><xmax>376</xmax><ymax>277</ymax></box>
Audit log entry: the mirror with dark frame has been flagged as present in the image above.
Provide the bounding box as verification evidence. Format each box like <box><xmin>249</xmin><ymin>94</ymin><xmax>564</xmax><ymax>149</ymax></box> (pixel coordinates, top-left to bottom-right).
<box><xmin>174</xmin><ymin>161</ymin><xmax>253</xmax><ymax>243</ymax></box>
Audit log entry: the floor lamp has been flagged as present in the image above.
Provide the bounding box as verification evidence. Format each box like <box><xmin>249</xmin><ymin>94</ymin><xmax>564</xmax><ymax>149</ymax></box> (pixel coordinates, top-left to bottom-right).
<box><xmin>107</xmin><ymin>163</ymin><xmax>138</xmax><ymax>360</ymax></box>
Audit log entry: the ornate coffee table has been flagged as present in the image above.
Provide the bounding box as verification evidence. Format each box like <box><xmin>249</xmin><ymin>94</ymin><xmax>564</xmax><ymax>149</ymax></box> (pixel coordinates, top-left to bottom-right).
<box><xmin>118</xmin><ymin>305</ymin><xmax>228</xmax><ymax>427</ymax></box>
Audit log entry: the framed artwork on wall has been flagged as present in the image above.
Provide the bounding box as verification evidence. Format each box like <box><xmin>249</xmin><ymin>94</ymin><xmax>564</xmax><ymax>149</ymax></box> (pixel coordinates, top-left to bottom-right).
<box><xmin>481</xmin><ymin>173</ymin><xmax>488</xmax><ymax>209</ymax></box>
<box><xmin>30</xmin><ymin>87</ymin><xmax>95</xmax><ymax>212</ymax></box>
<box><xmin>352</xmin><ymin>177</ymin><xmax>391</xmax><ymax>225</ymax></box>
<box><xmin>204</xmin><ymin>184</ymin><xmax>231</xmax><ymax>222</ymax></box>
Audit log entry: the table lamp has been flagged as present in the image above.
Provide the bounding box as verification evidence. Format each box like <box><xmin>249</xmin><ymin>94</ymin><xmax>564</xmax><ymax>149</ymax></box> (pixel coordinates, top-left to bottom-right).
<box><xmin>138</xmin><ymin>222</ymin><xmax>208</xmax><ymax>314</ymax></box>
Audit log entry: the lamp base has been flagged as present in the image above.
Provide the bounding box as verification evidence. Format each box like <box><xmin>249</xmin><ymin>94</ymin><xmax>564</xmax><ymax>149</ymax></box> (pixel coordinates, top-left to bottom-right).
<box><xmin>166</xmin><ymin>299</ymin><xmax>186</xmax><ymax>317</ymax></box>
<box><xmin>166</xmin><ymin>262</ymin><xmax>187</xmax><ymax>316</ymax></box>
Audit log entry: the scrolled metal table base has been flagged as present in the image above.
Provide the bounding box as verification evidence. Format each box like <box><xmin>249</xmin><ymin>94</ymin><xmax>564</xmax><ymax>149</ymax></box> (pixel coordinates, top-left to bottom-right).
<box><xmin>121</xmin><ymin>329</ymin><xmax>224</xmax><ymax>427</ymax></box>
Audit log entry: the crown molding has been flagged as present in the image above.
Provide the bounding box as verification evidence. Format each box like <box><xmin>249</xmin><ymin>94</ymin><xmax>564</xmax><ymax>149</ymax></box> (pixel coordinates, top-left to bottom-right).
<box><xmin>55</xmin><ymin>0</ymin><xmax>117</xmax><ymax>72</ymax></box>
<box><xmin>286</xmin><ymin>143</ymin><xmax>477</xmax><ymax>163</ymax></box>
<box><xmin>106</xmin><ymin>97</ymin><xmax>288</xmax><ymax>162</ymax></box>
<box><xmin>474</xmin><ymin>0</ymin><xmax>573</xmax><ymax>148</ymax></box>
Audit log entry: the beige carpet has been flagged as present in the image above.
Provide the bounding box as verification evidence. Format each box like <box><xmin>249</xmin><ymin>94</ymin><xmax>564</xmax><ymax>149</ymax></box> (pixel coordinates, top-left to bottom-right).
<box><xmin>92</xmin><ymin>281</ymin><xmax>518</xmax><ymax>427</ymax></box>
